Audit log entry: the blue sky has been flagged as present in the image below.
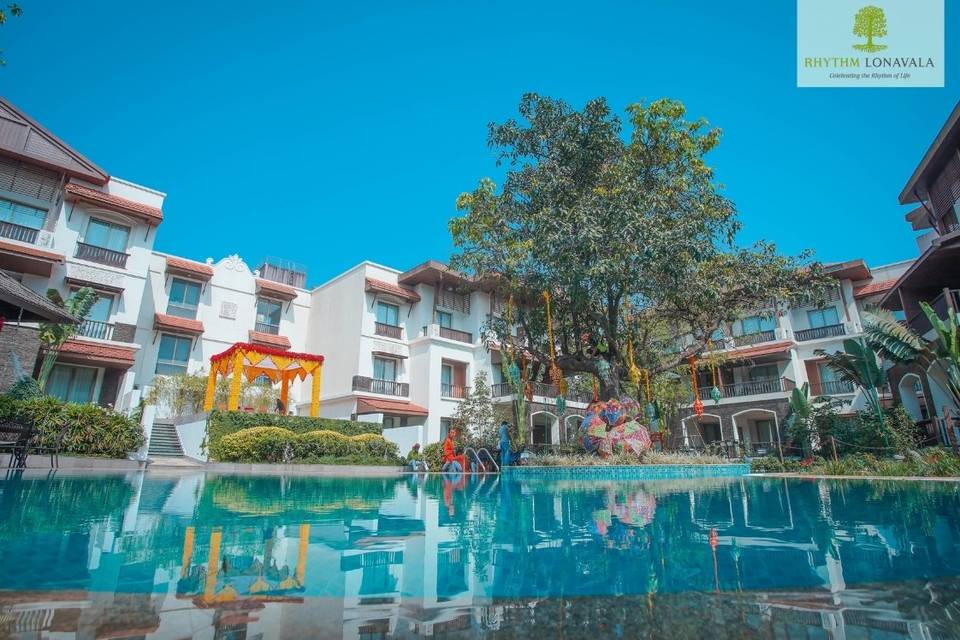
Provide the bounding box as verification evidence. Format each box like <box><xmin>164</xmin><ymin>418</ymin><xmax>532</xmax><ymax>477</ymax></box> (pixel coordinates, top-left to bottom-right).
<box><xmin>3</xmin><ymin>1</ymin><xmax>957</xmax><ymax>285</ymax></box>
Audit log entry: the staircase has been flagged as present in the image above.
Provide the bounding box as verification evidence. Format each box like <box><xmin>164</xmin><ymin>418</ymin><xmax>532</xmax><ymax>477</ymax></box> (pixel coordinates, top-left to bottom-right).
<box><xmin>149</xmin><ymin>420</ymin><xmax>184</xmax><ymax>458</ymax></box>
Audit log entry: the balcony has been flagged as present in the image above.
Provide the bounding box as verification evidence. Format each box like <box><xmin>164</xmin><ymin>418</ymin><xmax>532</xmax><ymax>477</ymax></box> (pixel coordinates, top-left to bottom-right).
<box><xmin>696</xmin><ymin>377</ymin><xmax>794</xmax><ymax>401</ymax></box>
<box><xmin>907</xmin><ymin>289</ymin><xmax>960</xmax><ymax>335</ymax></box>
<box><xmin>795</xmin><ymin>323</ymin><xmax>846</xmax><ymax>342</ymax></box>
<box><xmin>811</xmin><ymin>379</ymin><xmax>855</xmax><ymax>396</ymax></box>
<box><xmin>255</xmin><ymin>321</ymin><xmax>280</xmax><ymax>335</ymax></box>
<box><xmin>491</xmin><ymin>382</ymin><xmax>513</xmax><ymax>398</ymax></box>
<box><xmin>75</xmin><ymin>242</ymin><xmax>129</xmax><ymax>269</ymax></box>
<box><xmin>374</xmin><ymin>322</ymin><xmax>402</xmax><ymax>339</ymax></box>
<box><xmin>708</xmin><ymin>330</ymin><xmax>777</xmax><ymax>351</ymax></box>
<box><xmin>76</xmin><ymin>319</ymin><xmax>115</xmax><ymax>341</ymax></box>
<box><xmin>0</xmin><ymin>220</ymin><xmax>39</xmax><ymax>244</ymax></box>
<box><xmin>352</xmin><ymin>375</ymin><xmax>409</xmax><ymax>397</ymax></box>
<box><xmin>439</xmin><ymin>327</ymin><xmax>472</xmax><ymax>344</ymax></box>
<box><xmin>441</xmin><ymin>383</ymin><xmax>469</xmax><ymax>399</ymax></box>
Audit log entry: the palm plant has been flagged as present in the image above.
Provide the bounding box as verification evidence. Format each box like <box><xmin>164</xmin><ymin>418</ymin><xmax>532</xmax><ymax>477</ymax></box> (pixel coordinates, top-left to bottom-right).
<box><xmin>815</xmin><ymin>338</ymin><xmax>886</xmax><ymax>423</ymax></box>
<box><xmin>36</xmin><ymin>287</ymin><xmax>98</xmax><ymax>390</ymax></box>
<box><xmin>863</xmin><ymin>303</ymin><xmax>960</xmax><ymax>414</ymax></box>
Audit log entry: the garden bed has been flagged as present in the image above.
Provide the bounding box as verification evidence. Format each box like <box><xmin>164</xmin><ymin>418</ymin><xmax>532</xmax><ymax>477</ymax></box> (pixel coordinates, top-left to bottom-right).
<box><xmin>750</xmin><ymin>449</ymin><xmax>960</xmax><ymax>478</ymax></box>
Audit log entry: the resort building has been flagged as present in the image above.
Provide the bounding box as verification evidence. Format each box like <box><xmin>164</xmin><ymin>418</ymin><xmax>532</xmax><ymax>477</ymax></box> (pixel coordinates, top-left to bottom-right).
<box><xmin>674</xmin><ymin>258</ymin><xmax>912</xmax><ymax>452</ymax></box>
<box><xmin>882</xmin><ymin>100</ymin><xmax>960</xmax><ymax>443</ymax></box>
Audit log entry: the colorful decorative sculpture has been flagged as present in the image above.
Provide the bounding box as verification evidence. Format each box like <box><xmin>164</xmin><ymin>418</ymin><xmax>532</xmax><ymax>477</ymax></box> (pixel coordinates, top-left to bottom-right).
<box><xmin>579</xmin><ymin>397</ymin><xmax>652</xmax><ymax>458</ymax></box>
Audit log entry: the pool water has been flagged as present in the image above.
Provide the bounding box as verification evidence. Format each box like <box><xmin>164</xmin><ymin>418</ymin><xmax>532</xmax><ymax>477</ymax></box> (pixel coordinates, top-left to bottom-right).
<box><xmin>1</xmin><ymin>472</ymin><xmax>959</xmax><ymax>639</ymax></box>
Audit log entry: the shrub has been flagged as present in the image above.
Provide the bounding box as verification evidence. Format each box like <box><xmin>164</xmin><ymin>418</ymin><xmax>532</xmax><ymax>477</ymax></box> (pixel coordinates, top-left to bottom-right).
<box><xmin>207</xmin><ymin>410</ymin><xmax>380</xmax><ymax>460</ymax></box>
<box><xmin>351</xmin><ymin>433</ymin><xmax>398</xmax><ymax>459</ymax></box>
<box><xmin>423</xmin><ymin>442</ymin><xmax>444</xmax><ymax>470</ymax></box>
<box><xmin>297</xmin><ymin>430</ymin><xmax>356</xmax><ymax>458</ymax></box>
<box><xmin>0</xmin><ymin>396</ymin><xmax>144</xmax><ymax>458</ymax></box>
<box><xmin>217</xmin><ymin>427</ymin><xmax>297</xmax><ymax>463</ymax></box>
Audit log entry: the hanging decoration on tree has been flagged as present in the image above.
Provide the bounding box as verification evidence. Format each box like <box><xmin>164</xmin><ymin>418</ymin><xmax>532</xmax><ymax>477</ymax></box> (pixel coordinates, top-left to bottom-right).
<box><xmin>710</xmin><ymin>364</ymin><xmax>722</xmax><ymax>405</ymax></box>
<box><xmin>592</xmin><ymin>374</ymin><xmax>600</xmax><ymax>402</ymax></box>
<box><xmin>689</xmin><ymin>355</ymin><xmax>704</xmax><ymax>417</ymax></box>
<box><xmin>642</xmin><ymin>369</ymin><xmax>659</xmax><ymax>431</ymax></box>
<box><xmin>542</xmin><ymin>290</ymin><xmax>567</xmax><ymax>413</ymax></box>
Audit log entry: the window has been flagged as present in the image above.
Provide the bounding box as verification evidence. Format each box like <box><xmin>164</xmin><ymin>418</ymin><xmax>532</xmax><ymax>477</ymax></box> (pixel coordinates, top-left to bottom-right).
<box><xmin>87</xmin><ymin>294</ymin><xmax>113</xmax><ymax>323</ymax></box>
<box><xmin>748</xmin><ymin>364</ymin><xmax>779</xmax><ymax>382</ymax></box>
<box><xmin>741</xmin><ymin>315</ymin><xmax>775</xmax><ymax>335</ymax></box>
<box><xmin>817</xmin><ymin>363</ymin><xmax>838</xmax><ymax>383</ymax></box>
<box><xmin>440</xmin><ymin>418</ymin><xmax>452</xmax><ymax>441</ymax></box>
<box><xmin>45</xmin><ymin>365</ymin><xmax>97</xmax><ymax>403</ymax></box>
<box><xmin>0</xmin><ymin>197</ymin><xmax>46</xmax><ymax>230</ymax></box>
<box><xmin>436</xmin><ymin>311</ymin><xmax>452</xmax><ymax>329</ymax></box>
<box><xmin>156</xmin><ymin>334</ymin><xmax>191</xmax><ymax>375</ymax></box>
<box><xmin>376</xmin><ymin>302</ymin><xmax>399</xmax><ymax>326</ymax></box>
<box><xmin>168</xmin><ymin>278</ymin><xmax>201</xmax><ymax>319</ymax></box>
<box><xmin>382</xmin><ymin>416</ymin><xmax>408</xmax><ymax>429</ymax></box>
<box><xmin>807</xmin><ymin>306</ymin><xmax>840</xmax><ymax>329</ymax></box>
<box><xmin>85</xmin><ymin>218</ymin><xmax>130</xmax><ymax>252</ymax></box>
<box><xmin>441</xmin><ymin>363</ymin><xmax>453</xmax><ymax>387</ymax></box>
<box><xmin>256</xmin><ymin>298</ymin><xmax>282</xmax><ymax>334</ymax></box>
<box><xmin>373</xmin><ymin>356</ymin><xmax>397</xmax><ymax>382</ymax></box>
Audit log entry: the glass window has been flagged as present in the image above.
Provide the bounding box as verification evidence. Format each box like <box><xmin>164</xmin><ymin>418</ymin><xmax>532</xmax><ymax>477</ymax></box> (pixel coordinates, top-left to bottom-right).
<box><xmin>45</xmin><ymin>365</ymin><xmax>97</xmax><ymax>403</ymax></box>
<box><xmin>0</xmin><ymin>197</ymin><xmax>46</xmax><ymax>229</ymax></box>
<box><xmin>741</xmin><ymin>315</ymin><xmax>775</xmax><ymax>334</ymax></box>
<box><xmin>437</xmin><ymin>311</ymin><xmax>452</xmax><ymax>328</ymax></box>
<box><xmin>168</xmin><ymin>278</ymin><xmax>201</xmax><ymax>319</ymax></box>
<box><xmin>87</xmin><ymin>294</ymin><xmax>113</xmax><ymax>323</ymax></box>
<box><xmin>85</xmin><ymin>218</ymin><xmax>130</xmax><ymax>252</ymax></box>
<box><xmin>817</xmin><ymin>363</ymin><xmax>838</xmax><ymax>382</ymax></box>
<box><xmin>376</xmin><ymin>302</ymin><xmax>399</xmax><ymax>326</ymax></box>
<box><xmin>373</xmin><ymin>357</ymin><xmax>397</xmax><ymax>381</ymax></box>
<box><xmin>807</xmin><ymin>307</ymin><xmax>840</xmax><ymax>329</ymax></box>
<box><xmin>748</xmin><ymin>364</ymin><xmax>779</xmax><ymax>382</ymax></box>
<box><xmin>256</xmin><ymin>298</ymin><xmax>282</xmax><ymax>333</ymax></box>
<box><xmin>382</xmin><ymin>416</ymin><xmax>408</xmax><ymax>429</ymax></box>
<box><xmin>441</xmin><ymin>364</ymin><xmax>453</xmax><ymax>386</ymax></box>
<box><xmin>156</xmin><ymin>334</ymin><xmax>192</xmax><ymax>375</ymax></box>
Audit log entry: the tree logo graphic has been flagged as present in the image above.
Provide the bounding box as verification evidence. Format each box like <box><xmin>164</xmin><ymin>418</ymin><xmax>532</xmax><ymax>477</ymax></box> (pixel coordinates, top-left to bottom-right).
<box><xmin>852</xmin><ymin>5</ymin><xmax>888</xmax><ymax>52</ymax></box>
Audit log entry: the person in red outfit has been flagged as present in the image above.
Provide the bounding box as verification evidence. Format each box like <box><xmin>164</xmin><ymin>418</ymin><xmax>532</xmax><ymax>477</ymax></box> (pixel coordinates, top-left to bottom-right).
<box><xmin>442</xmin><ymin>428</ymin><xmax>468</xmax><ymax>472</ymax></box>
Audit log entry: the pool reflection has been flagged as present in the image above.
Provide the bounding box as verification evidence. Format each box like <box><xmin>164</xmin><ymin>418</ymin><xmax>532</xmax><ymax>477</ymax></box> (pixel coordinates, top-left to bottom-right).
<box><xmin>0</xmin><ymin>471</ymin><xmax>959</xmax><ymax>638</ymax></box>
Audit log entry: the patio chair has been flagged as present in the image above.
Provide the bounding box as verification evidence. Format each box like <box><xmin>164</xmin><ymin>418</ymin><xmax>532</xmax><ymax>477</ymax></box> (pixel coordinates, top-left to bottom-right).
<box><xmin>30</xmin><ymin>425</ymin><xmax>66</xmax><ymax>469</ymax></box>
<box><xmin>0</xmin><ymin>417</ymin><xmax>36</xmax><ymax>469</ymax></box>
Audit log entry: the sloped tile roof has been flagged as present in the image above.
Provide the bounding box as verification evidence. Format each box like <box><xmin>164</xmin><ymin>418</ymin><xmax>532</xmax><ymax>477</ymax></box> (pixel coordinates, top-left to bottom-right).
<box><xmin>255</xmin><ymin>278</ymin><xmax>298</xmax><ymax>301</ymax></box>
<box><xmin>58</xmin><ymin>338</ymin><xmax>137</xmax><ymax>367</ymax></box>
<box><xmin>365</xmin><ymin>277</ymin><xmax>421</xmax><ymax>302</ymax></box>
<box><xmin>853</xmin><ymin>278</ymin><xmax>898</xmax><ymax>299</ymax></box>
<box><xmin>165</xmin><ymin>255</ymin><xmax>214</xmax><ymax>280</ymax></box>
<box><xmin>726</xmin><ymin>341</ymin><xmax>793</xmax><ymax>360</ymax></box>
<box><xmin>65</xmin><ymin>183</ymin><xmax>163</xmax><ymax>225</ymax></box>
<box><xmin>0</xmin><ymin>239</ymin><xmax>64</xmax><ymax>262</ymax></box>
<box><xmin>248</xmin><ymin>330</ymin><xmax>291</xmax><ymax>350</ymax></box>
<box><xmin>0</xmin><ymin>271</ymin><xmax>75</xmax><ymax>322</ymax></box>
<box><xmin>356</xmin><ymin>396</ymin><xmax>429</xmax><ymax>417</ymax></box>
<box><xmin>154</xmin><ymin>313</ymin><xmax>204</xmax><ymax>336</ymax></box>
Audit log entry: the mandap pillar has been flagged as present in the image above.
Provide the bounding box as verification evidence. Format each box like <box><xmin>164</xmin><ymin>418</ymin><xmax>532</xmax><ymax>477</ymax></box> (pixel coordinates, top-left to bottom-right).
<box><xmin>203</xmin><ymin>368</ymin><xmax>218</xmax><ymax>412</ymax></box>
<box><xmin>310</xmin><ymin>365</ymin><xmax>323</xmax><ymax>417</ymax></box>
<box><xmin>280</xmin><ymin>374</ymin><xmax>290</xmax><ymax>413</ymax></box>
<box><xmin>227</xmin><ymin>352</ymin><xmax>244</xmax><ymax>411</ymax></box>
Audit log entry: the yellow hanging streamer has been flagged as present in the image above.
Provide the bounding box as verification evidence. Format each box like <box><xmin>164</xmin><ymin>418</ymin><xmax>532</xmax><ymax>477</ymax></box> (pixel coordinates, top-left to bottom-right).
<box><xmin>542</xmin><ymin>290</ymin><xmax>563</xmax><ymax>387</ymax></box>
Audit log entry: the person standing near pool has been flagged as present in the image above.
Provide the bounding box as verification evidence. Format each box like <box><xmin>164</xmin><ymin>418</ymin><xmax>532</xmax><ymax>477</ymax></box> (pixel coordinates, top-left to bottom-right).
<box><xmin>499</xmin><ymin>421</ymin><xmax>512</xmax><ymax>468</ymax></box>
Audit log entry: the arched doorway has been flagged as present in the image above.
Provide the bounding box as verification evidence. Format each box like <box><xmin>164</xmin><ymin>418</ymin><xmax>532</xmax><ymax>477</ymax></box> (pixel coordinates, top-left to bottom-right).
<box><xmin>898</xmin><ymin>373</ymin><xmax>929</xmax><ymax>422</ymax></box>
<box><xmin>680</xmin><ymin>413</ymin><xmax>723</xmax><ymax>449</ymax></box>
<box><xmin>563</xmin><ymin>414</ymin><xmax>584</xmax><ymax>443</ymax></box>
<box><xmin>731</xmin><ymin>408</ymin><xmax>781</xmax><ymax>457</ymax></box>
<box><xmin>530</xmin><ymin>411</ymin><xmax>559</xmax><ymax>446</ymax></box>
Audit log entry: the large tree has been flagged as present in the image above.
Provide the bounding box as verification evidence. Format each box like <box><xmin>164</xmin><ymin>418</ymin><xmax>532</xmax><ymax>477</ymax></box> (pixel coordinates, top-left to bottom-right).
<box><xmin>451</xmin><ymin>94</ymin><xmax>828</xmax><ymax>399</ymax></box>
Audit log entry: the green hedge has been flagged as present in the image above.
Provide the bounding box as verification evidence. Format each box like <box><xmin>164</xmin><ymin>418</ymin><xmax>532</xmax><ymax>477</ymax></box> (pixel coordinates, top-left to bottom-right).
<box><xmin>206</xmin><ymin>410</ymin><xmax>381</xmax><ymax>460</ymax></box>
<box><xmin>215</xmin><ymin>426</ymin><xmax>400</xmax><ymax>464</ymax></box>
<box><xmin>0</xmin><ymin>396</ymin><xmax>144</xmax><ymax>458</ymax></box>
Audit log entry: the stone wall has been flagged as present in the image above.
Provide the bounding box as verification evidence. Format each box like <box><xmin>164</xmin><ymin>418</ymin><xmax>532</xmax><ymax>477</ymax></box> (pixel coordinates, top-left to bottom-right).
<box><xmin>0</xmin><ymin>324</ymin><xmax>41</xmax><ymax>392</ymax></box>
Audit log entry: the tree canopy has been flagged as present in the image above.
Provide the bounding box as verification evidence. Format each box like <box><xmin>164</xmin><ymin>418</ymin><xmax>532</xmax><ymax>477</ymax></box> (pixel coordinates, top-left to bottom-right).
<box><xmin>451</xmin><ymin>94</ymin><xmax>828</xmax><ymax>399</ymax></box>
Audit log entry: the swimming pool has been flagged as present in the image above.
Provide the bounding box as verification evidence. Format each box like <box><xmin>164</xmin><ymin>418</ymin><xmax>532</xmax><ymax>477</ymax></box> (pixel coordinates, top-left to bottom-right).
<box><xmin>0</xmin><ymin>471</ymin><xmax>958</xmax><ymax>638</ymax></box>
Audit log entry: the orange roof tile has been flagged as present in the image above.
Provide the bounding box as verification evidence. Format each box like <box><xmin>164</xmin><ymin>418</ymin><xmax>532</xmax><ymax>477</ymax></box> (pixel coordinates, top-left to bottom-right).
<box><xmin>356</xmin><ymin>396</ymin><xmax>429</xmax><ymax>417</ymax></box>
<box><xmin>154</xmin><ymin>313</ymin><xmax>204</xmax><ymax>336</ymax></box>
<box><xmin>65</xmin><ymin>183</ymin><xmax>163</xmax><ymax>225</ymax></box>
<box><xmin>0</xmin><ymin>239</ymin><xmax>64</xmax><ymax>262</ymax></box>
<box><xmin>364</xmin><ymin>277</ymin><xmax>421</xmax><ymax>302</ymax></box>
<box><xmin>854</xmin><ymin>278</ymin><xmax>898</xmax><ymax>299</ymax></box>
<box><xmin>165</xmin><ymin>255</ymin><xmax>214</xmax><ymax>280</ymax></box>
<box><xmin>255</xmin><ymin>278</ymin><xmax>298</xmax><ymax>301</ymax></box>
<box><xmin>248</xmin><ymin>330</ymin><xmax>291</xmax><ymax>350</ymax></box>
<box><xmin>58</xmin><ymin>339</ymin><xmax>137</xmax><ymax>367</ymax></box>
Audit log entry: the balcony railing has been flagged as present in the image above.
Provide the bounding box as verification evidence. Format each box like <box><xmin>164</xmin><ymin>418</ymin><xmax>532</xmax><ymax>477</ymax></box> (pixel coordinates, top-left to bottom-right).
<box><xmin>76</xmin><ymin>319</ymin><xmax>114</xmax><ymax>341</ymax></box>
<box><xmin>352</xmin><ymin>376</ymin><xmax>409</xmax><ymax>397</ymax></box>
<box><xmin>254</xmin><ymin>321</ymin><xmax>280</xmax><ymax>335</ymax></box>
<box><xmin>75</xmin><ymin>242</ymin><xmax>129</xmax><ymax>268</ymax></box>
<box><xmin>696</xmin><ymin>377</ymin><xmax>794</xmax><ymax>401</ymax></box>
<box><xmin>0</xmin><ymin>220</ymin><xmax>39</xmax><ymax>244</ymax></box>
<box><xmin>491</xmin><ymin>382</ymin><xmax>513</xmax><ymax>398</ymax></box>
<box><xmin>795</xmin><ymin>323</ymin><xmax>846</xmax><ymax>342</ymax></box>
<box><xmin>374</xmin><ymin>322</ymin><xmax>402</xmax><ymax>339</ymax></box>
<box><xmin>441</xmin><ymin>383</ymin><xmax>468</xmax><ymax>399</ymax></box>
<box><xmin>707</xmin><ymin>330</ymin><xmax>776</xmax><ymax>351</ymax></box>
<box><xmin>439</xmin><ymin>326</ymin><xmax>473</xmax><ymax>344</ymax></box>
<box><xmin>811</xmin><ymin>379</ymin><xmax>855</xmax><ymax>396</ymax></box>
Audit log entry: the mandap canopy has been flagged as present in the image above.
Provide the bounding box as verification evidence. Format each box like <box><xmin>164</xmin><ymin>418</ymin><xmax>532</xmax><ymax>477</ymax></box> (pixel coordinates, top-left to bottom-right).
<box><xmin>203</xmin><ymin>343</ymin><xmax>325</xmax><ymax>416</ymax></box>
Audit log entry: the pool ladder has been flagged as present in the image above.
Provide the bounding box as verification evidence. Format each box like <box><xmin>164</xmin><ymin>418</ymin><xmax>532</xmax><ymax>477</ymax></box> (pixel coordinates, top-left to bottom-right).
<box><xmin>463</xmin><ymin>447</ymin><xmax>500</xmax><ymax>473</ymax></box>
